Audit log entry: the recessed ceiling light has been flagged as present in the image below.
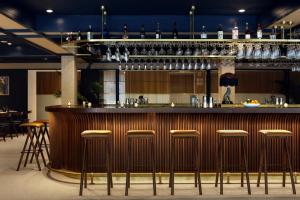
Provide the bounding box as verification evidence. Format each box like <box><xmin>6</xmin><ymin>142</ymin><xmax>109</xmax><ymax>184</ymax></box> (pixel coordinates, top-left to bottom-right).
<box><xmin>46</xmin><ymin>9</ymin><xmax>53</xmax><ymax>14</ymax></box>
<box><xmin>238</xmin><ymin>9</ymin><xmax>246</xmax><ymax>13</ymax></box>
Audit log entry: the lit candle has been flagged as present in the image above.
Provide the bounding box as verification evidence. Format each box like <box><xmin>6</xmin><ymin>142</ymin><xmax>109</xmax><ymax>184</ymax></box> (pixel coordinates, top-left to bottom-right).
<box><xmin>88</xmin><ymin>102</ymin><xmax>92</xmax><ymax>107</ymax></box>
<box><xmin>67</xmin><ymin>101</ymin><xmax>71</xmax><ymax>107</ymax></box>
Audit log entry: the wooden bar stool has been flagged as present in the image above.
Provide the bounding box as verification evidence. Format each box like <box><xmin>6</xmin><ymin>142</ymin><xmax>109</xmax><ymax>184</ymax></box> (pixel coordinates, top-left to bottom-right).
<box><xmin>30</xmin><ymin>120</ymin><xmax>50</xmax><ymax>163</ymax></box>
<box><xmin>79</xmin><ymin>130</ymin><xmax>113</xmax><ymax>196</ymax></box>
<box><xmin>257</xmin><ymin>130</ymin><xmax>296</xmax><ymax>195</ymax></box>
<box><xmin>125</xmin><ymin>130</ymin><xmax>156</xmax><ymax>196</ymax></box>
<box><xmin>169</xmin><ymin>130</ymin><xmax>202</xmax><ymax>195</ymax></box>
<box><xmin>16</xmin><ymin>122</ymin><xmax>46</xmax><ymax>171</ymax></box>
<box><xmin>215</xmin><ymin>130</ymin><xmax>251</xmax><ymax>195</ymax></box>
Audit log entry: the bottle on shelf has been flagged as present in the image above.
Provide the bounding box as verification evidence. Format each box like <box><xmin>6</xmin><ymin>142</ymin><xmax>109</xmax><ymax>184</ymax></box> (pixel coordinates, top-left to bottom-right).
<box><xmin>76</xmin><ymin>31</ymin><xmax>82</xmax><ymax>41</ymax></box>
<box><xmin>122</xmin><ymin>24</ymin><xmax>129</xmax><ymax>39</ymax></box>
<box><xmin>200</xmin><ymin>25</ymin><xmax>207</xmax><ymax>39</ymax></box>
<box><xmin>245</xmin><ymin>22</ymin><xmax>251</xmax><ymax>39</ymax></box>
<box><xmin>87</xmin><ymin>25</ymin><xmax>93</xmax><ymax>41</ymax></box>
<box><xmin>281</xmin><ymin>21</ymin><xmax>285</xmax><ymax>39</ymax></box>
<box><xmin>232</xmin><ymin>22</ymin><xmax>239</xmax><ymax>39</ymax></box>
<box><xmin>140</xmin><ymin>25</ymin><xmax>146</xmax><ymax>39</ymax></box>
<box><xmin>155</xmin><ymin>22</ymin><xmax>161</xmax><ymax>39</ymax></box>
<box><xmin>172</xmin><ymin>22</ymin><xmax>178</xmax><ymax>39</ymax></box>
<box><xmin>270</xmin><ymin>25</ymin><xmax>277</xmax><ymax>39</ymax></box>
<box><xmin>257</xmin><ymin>23</ymin><xmax>263</xmax><ymax>39</ymax></box>
<box><xmin>103</xmin><ymin>22</ymin><xmax>110</xmax><ymax>39</ymax></box>
<box><xmin>217</xmin><ymin>24</ymin><xmax>223</xmax><ymax>39</ymax></box>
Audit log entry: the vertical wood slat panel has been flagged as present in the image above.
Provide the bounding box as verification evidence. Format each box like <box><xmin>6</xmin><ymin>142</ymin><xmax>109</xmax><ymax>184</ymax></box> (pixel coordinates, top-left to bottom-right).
<box><xmin>49</xmin><ymin>113</ymin><xmax>300</xmax><ymax>173</ymax></box>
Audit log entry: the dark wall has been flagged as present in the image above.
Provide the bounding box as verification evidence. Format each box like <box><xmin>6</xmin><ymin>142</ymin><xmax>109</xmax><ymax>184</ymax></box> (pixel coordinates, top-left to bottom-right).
<box><xmin>36</xmin><ymin>14</ymin><xmax>258</xmax><ymax>33</ymax></box>
<box><xmin>79</xmin><ymin>69</ymin><xmax>103</xmax><ymax>105</ymax></box>
<box><xmin>0</xmin><ymin>70</ymin><xmax>28</xmax><ymax>112</ymax></box>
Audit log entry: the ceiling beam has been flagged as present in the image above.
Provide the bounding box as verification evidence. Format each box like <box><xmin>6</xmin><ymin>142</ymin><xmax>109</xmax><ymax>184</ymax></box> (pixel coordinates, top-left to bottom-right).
<box><xmin>0</xmin><ymin>12</ymin><xmax>72</xmax><ymax>55</ymax></box>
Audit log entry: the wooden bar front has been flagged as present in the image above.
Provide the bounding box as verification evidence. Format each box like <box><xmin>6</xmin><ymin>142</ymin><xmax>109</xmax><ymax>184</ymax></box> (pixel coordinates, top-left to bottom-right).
<box><xmin>46</xmin><ymin>106</ymin><xmax>300</xmax><ymax>173</ymax></box>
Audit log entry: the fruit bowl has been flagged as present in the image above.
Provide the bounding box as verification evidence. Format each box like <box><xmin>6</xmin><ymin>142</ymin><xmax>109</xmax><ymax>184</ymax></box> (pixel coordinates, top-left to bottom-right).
<box><xmin>243</xmin><ymin>103</ymin><xmax>261</xmax><ymax>108</ymax></box>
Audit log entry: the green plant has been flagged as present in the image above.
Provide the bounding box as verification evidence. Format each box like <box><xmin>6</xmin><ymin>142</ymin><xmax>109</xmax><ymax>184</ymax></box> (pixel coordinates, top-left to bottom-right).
<box><xmin>53</xmin><ymin>90</ymin><xmax>61</xmax><ymax>98</ymax></box>
<box><xmin>88</xmin><ymin>82</ymin><xmax>103</xmax><ymax>103</ymax></box>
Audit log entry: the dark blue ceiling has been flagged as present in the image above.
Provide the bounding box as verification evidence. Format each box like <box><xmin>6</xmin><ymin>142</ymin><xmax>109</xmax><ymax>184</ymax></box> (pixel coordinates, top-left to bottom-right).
<box><xmin>3</xmin><ymin>0</ymin><xmax>299</xmax><ymax>15</ymax></box>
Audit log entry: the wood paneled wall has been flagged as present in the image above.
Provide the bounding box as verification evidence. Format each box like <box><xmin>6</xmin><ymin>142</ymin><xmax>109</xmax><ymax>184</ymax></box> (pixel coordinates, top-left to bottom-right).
<box><xmin>125</xmin><ymin>70</ymin><xmax>286</xmax><ymax>94</ymax></box>
<box><xmin>36</xmin><ymin>72</ymin><xmax>81</xmax><ymax>95</ymax></box>
<box><xmin>37</xmin><ymin>72</ymin><xmax>61</xmax><ymax>95</ymax></box>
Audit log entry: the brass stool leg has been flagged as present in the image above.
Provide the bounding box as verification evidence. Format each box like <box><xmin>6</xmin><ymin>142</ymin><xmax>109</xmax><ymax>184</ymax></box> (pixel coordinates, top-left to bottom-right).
<box><xmin>125</xmin><ymin>137</ymin><xmax>131</xmax><ymax>196</ymax></box>
<box><xmin>283</xmin><ymin>138</ymin><xmax>287</xmax><ymax>187</ymax></box>
<box><xmin>215</xmin><ymin>136</ymin><xmax>221</xmax><ymax>187</ymax></box>
<box><xmin>106</xmin><ymin>138</ymin><xmax>111</xmax><ymax>195</ymax></box>
<box><xmin>32</xmin><ymin>127</ymin><xmax>47</xmax><ymax>167</ymax></box>
<box><xmin>79</xmin><ymin>139</ymin><xmax>87</xmax><ymax>196</ymax></box>
<box><xmin>24</xmin><ymin>127</ymin><xmax>34</xmax><ymax>167</ymax></box>
<box><xmin>264</xmin><ymin>136</ymin><xmax>268</xmax><ymax>195</ymax></box>
<box><xmin>28</xmin><ymin>127</ymin><xmax>41</xmax><ymax>170</ymax></box>
<box><xmin>240</xmin><ymin>138</ymin><xmax>244</xmax><ymax>188</ymax></box>
<box><xmin>193</xmin><ymin>138</ymin><xmax>197</xmax><ymax>188</ymax></box>
<box><xmin>16</xmin><ymin>130</ymin><xmax>30</xmax><ymax>171</ymax></box>
<box><xmin>257</xmin><ymin>136</ymin><xmax>265</xmax><ymax>187</ymax></box>
<box><xmin>171</xmin><ymin>137</ymin><xmax>175</xmax><ymax>195</ymax></box>
<box><xmin>29</xmin><ymin>127</ymin><xmax>42</xmax><ymax>163</ymax></box>
<box><xmin>284</xmin><ymin>137</ymin><xmax>296</xmax><ymax>194</ymax></box>
<box><xmin>242</xmin><ymin>137</ymin><xmax>251</xmax><ymax>195</ymax></box>
<box><xmin>151</xmin><ymin>137</ymin><xmax>157</xmax><ymax>196</ymax></box>
<box><xmin>195</xmin><ymin>137</ymin><xmax>202</xmax><ymax>195</ymax></box>
<box><xmin>220</xmin><ymin>137</ymin><xmax>224</xmax><ymax>195</ymax></box>
<box><xmin>109</xmin><ymin>135</ymin><xmax>113</xmax><ymax>188</ymax></box>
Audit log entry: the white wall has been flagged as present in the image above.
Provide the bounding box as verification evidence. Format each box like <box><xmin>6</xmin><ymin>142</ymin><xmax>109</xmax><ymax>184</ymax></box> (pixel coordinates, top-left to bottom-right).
<box><xmin>28</xmin><ymin>70</ymin><xmax>62</xmax><ymax>121</ymax></box>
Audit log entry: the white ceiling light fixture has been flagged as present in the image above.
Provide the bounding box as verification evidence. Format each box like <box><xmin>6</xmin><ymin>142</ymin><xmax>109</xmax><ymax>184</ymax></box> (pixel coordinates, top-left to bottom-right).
<box><xmin>46</xmin><ymin>9</ymin><xmax>54</xmax><ymax>14</ymax></box>
<box><xmin>238</xmin><ymin>9</ymin><xmax>246</xmax><ymax>13</ymax></box>
<box><xmin>7</xmin><ymin>42</ymin><xmax>12</xmax><ymax>46</ymax></box>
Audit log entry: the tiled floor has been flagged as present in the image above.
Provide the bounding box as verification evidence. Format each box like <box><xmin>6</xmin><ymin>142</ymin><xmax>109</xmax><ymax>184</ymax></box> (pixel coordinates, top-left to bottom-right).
<box><xmin>1</xmin><ymin>135</ymin><xmax>300</xmax><ymax>200</ymax></box>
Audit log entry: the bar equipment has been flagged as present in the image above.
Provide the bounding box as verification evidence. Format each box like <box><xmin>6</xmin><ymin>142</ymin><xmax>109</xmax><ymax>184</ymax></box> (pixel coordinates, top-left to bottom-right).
<box><xmin>202</xmin><ymin>96</ymin><xmax>208</xmax><ymax>108</ymax></box>
<box><xmin>209</xmin><ymin>97</ymin><xmax>214</xmax><ymax>108</ymax></box>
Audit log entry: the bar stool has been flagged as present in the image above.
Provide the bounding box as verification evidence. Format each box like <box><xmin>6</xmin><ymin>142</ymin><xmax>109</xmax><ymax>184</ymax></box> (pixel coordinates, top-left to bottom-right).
<box><xmin>29</xmin><ymin>120</ymin><xmax>50</xmax><ymax>163</ymax></box>
<box><xmin>257</xmin><ymin>129</ymin><xmax>296</xmax><ymax>194</ymax></box>
<box><xmin>79</xmin><ymin>130</ymin><xmax>113</xmax><ymax>196</ymax></box>
<box><xmin>125</xmin><ymin>130</ymin><xmax>156</xmax><ymax>196</ymax></box>
<box><xmin>169</xmin><ymin>130</ymin><xmax>202</xmax><ymax>195</ymax></box>
<box><xmin>16</xmin><ymin>122</ymin><xmax>46</xmax><ymax>171</ymax></box>
<box><xmin>215</xmin><ymin>130</ymin><xmax>251</xmax><ymax>195</ymax></box>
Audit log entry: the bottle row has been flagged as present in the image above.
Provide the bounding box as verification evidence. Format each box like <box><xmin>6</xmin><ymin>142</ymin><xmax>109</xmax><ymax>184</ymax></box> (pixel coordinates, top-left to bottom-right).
<box><xmin>66</xmin><ymin>21</ymin><xmax>300</xmax><ymax>42</ymax></box>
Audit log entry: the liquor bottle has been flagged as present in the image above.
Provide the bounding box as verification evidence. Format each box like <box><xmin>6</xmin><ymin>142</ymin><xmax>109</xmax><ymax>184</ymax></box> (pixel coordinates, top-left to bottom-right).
<box><xmin>87</xmin><ymin>25</ymin><xmax>93</xmax><ymax>41</ymax></box>
<box><xmin>232</xmin><ymin>22</ymin><xmax>239</xmax><ymax>39</ymax></box>
<box><xmin>270</xmin><ymin>25</ymin><xmax>277</xmax><ymax>39</ymax></box>
<box><xmin>122</xmin><ymin>24</ymin><xmax>129</xmax><ymax>39</ymax></box>
<box><xmin>257</xmin><ymin>23</ymin><xmax>263</xmax><ymax>39</ymax></box>
<box><xmin>155</xmin><ymin>22</ymin><xmax>161</xmax><ymax>39</ymax></box>
<box><xmin>76</xmin><ymin>31</ymin><xmax>82</xmax><ymax>41</ymax></box>
<box><xmin>172</xmin><ymin>22</ymin><xmax>178</xmax><ymax>39</ymax></box>
<box><xmin>217</xmin><ymin>24</ymin><xmax>223</xmax><ymax>39</ymax></box>
<box><xmin>245</xmin><ymin>22</ymin><xmax>251</xmax><ymax>39</ymax></box>
<box><xmin>140</xmin><ymin>25</ymin><xmax>146</xmax><ymax>39</ymax></box>
<box><xmin>200</xmin><ymin>25</ymin><xmax>207</xmax><ymax>39</ymax></box>
<box><xmin>103</xmin><ymin>22</ymin><xmax>110</xmax><ymax>39</ymax></box>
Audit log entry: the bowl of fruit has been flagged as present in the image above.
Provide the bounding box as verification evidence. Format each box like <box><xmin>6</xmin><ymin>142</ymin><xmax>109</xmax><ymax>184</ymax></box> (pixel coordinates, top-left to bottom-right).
<box><xmin>243</xmin><ymin>99</ymin><xmax>261</xmax><ymax>108</ymax></box>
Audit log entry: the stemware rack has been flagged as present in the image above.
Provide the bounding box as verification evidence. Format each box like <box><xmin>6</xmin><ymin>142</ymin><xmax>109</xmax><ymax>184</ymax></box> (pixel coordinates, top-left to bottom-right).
<box><xmin>63</xmin><ymin>39</ymin><xmax>300</xmax><ymax>71</ymax></box>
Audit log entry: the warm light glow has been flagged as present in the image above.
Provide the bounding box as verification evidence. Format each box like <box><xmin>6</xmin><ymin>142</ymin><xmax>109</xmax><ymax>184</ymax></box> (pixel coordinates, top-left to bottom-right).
<box><xmin>46</xmin><ymin>9</ymin><xmax>53</xmax><ymax>14</ymax></box>
<box><xmin>238</xmin><ymin>9</ymin><xmax>246</xmax><ymax>13</ymax></box>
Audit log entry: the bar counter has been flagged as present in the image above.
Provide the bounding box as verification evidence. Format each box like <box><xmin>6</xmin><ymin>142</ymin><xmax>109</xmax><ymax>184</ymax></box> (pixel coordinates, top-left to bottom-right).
<box><xmin>46</xmin><ymin>105</ymin><xmax>300</xmax><ymax>173</ymax></box>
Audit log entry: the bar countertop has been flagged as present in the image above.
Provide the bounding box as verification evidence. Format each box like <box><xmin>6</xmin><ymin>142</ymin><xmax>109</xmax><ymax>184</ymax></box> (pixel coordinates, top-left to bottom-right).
<box><xmin>46</xmin><ymin>104</ymin><xmax>300</xmax><ymax>114</ymax></box>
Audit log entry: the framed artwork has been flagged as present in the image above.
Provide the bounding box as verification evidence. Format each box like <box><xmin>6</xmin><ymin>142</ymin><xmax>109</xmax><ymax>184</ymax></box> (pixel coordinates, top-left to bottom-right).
<box><xmin>0</xmin><ymin>76</ymin><xmax>9</xmax><ymax>95</ymax></box>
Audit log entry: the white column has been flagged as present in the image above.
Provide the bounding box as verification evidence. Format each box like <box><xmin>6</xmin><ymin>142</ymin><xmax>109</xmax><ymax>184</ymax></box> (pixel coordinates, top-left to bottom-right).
<box><xmin>28</xmin><ymin>70</ymin><xmax>37</xmax><ymax>121</ymax></box>
<box><xmin>61</xmin><ymin>56</ymin><xmax>77</xmax><ymax>105</ymax></box>
<box><xmin>218</xmin><ymin>61</ymin><xmax>236</xmax><ymax>103</ymax></box>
